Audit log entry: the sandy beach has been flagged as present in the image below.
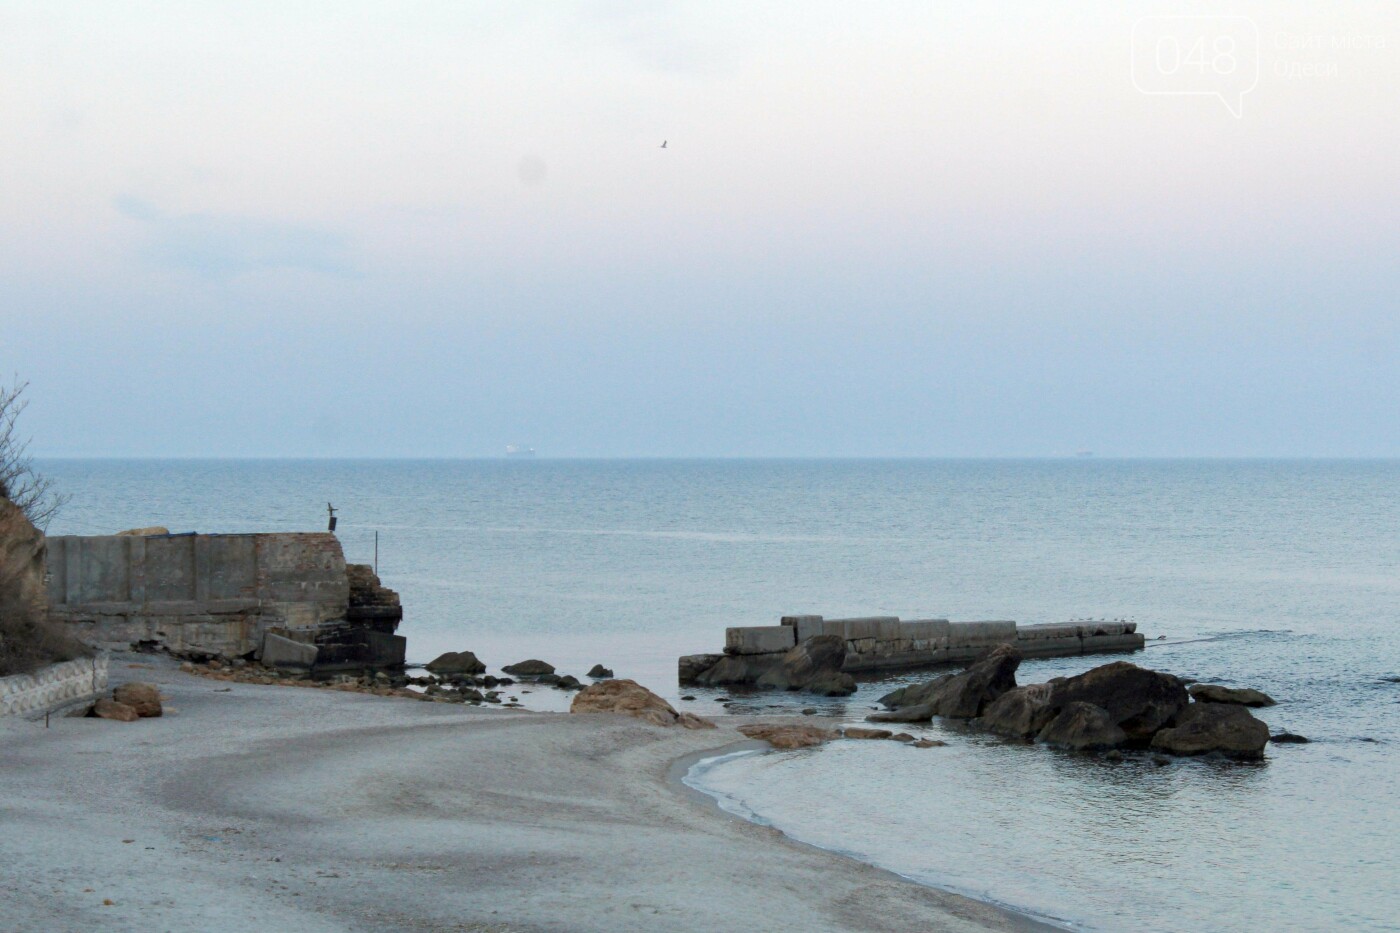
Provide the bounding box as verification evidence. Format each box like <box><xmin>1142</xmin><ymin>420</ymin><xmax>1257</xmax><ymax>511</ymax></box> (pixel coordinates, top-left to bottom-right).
<box><xmin>0</xmin><ymin>655</ymin><xmax>1047</xmax><ymax>933</ymax></box>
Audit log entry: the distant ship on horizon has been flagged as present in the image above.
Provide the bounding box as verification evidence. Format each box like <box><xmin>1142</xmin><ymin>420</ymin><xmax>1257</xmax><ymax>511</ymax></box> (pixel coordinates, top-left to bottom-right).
<box><xmin>505</xmin><ymin>445</ymin><xmax>537</xmax><ymax>458</ymax></box>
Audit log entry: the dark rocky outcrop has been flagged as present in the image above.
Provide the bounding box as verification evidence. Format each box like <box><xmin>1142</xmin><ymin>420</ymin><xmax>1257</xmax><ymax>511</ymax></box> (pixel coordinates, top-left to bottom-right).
<box><xmin>424</xmin><ymin>651</ymin><xmax>486</xmax><ymax>675</ymax></box>
<box><xmin>1048</xmin><ymin>661</ymin><xmax>1189</xmax><ymax>741</ymax></box>
<box><xmin>1149</xmin><ymin>701</ymin><xmax>1270</xmax><ymax>760</ymax></box>
<box><xmin>1270</xmin><ymin>732</ymin><xmax>1310</xmax><ymax>744</ymax></box>
<box><xmin>1188</xmin><ymin>683</ymin><xmax>1276</xmax><ymax>707</ymax></box>
<box><xmin>977</xmin><ymin>682</ymin><xmax>1057</xmax><ymax>738</ymax></box>
<box><xmin>502</xmin><ymin>659</ymin><xmax>556</xmax><ymax>676</ymax></box>
<box><xmin>870</xmin><ymin>645</ymin><xmax>1021</xmax><ymax>722</ymax></box>
<box><xmin>586</xmin><ymin>664</ymin><xmax>614</xmax><ymax>678</ymax></box>
<box><xmin>1037</xmin><ymin>701</ymin><xmax>1128</xmax><ymax>750</ymax></box>
<box><xmin>692</xmin><ymin>653</ymin><xmax>782</xmax><ymax>687</ymax></box>
<box><xmin>678</xmin><ymin>653</ymin><xmax>724</xmax><ymax>685</ymax></box>
<box><xmin>878</xmin><ymin>673</ymin><xmax>955</xmax><ymax>710</ymax></box>
<box><xmin>755</xmin><ymin>635</ymin><xmax>856</xmax><ymax>696</ymax></box>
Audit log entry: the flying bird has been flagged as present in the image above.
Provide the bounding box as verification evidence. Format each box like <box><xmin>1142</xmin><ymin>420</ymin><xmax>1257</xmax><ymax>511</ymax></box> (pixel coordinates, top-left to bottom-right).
<box><xmin>660</xmin><ymin>140</ymin><xmax>667</xmax><ymax>148</ymax></box>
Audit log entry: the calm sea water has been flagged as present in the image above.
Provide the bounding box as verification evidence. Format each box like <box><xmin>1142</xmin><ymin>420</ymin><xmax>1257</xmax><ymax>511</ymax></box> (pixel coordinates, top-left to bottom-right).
<box><xmin>40</xmin><ymin>459</ymin><xmax>1400</xmax><ymax>931</ymax></box>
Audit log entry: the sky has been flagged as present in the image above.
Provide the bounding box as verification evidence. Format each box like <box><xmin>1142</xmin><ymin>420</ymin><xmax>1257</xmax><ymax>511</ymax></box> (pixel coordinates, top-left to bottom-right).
<box><xmin>3</xmin><ymin>1</ymin><xmax>1397</xmax><ymax>457</ymax></box>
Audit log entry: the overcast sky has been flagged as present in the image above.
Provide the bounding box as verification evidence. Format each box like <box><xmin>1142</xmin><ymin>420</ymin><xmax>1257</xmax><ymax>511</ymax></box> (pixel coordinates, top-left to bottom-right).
<box><xmin>4</xmin><ymin>1</ymin><xmax>1397</xmax><ymax>457</ymax></box>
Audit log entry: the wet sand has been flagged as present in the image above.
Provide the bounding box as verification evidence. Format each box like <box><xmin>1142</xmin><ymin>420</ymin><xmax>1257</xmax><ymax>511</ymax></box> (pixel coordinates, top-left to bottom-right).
<box><xmin>0</xmin><ymin>655</ymin><xmax>1049</xmax><ymax>932</ymax></box>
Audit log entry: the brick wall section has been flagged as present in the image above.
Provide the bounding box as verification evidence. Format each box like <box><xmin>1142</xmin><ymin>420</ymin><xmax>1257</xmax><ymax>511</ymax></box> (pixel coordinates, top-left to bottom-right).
<box><xmin>46</xmin><ymin>533</ymin><xmax>349</xmax><ymax>657</ymax></box>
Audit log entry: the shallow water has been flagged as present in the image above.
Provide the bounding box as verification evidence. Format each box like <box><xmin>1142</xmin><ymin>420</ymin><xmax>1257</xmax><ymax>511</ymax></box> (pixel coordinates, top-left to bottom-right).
<box><xmin>41</xmin><ymin>458</ymin><xmax>1400</xmax><ymax>929</ymax></box>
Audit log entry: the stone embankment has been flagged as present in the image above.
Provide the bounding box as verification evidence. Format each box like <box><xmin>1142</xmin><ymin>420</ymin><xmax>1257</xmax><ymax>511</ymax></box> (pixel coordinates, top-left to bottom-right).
<box><xmin>870</xmin><ymin>647</ymin><xmax>1275</xmax><ymax>760</ymax></box>
<box><xmin>679</xmin><ymin>614</ymin><xmax>1143</xmax><ymax>689</ymax></box>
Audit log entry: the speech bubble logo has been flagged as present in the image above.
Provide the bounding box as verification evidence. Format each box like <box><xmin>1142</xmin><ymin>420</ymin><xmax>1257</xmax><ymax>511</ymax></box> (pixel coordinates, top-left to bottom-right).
<box><xmin>1132</xmin><ymin>15</ymin><xmax>1260</xmax><ymax>118</ymax></box>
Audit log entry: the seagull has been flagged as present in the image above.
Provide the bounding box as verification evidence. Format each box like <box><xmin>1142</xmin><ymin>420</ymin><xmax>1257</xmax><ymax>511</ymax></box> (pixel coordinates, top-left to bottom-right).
<box><xmin>660</xmin><ymin>140</ymin><xmax>667</xmax><ymax>148</ymax></box>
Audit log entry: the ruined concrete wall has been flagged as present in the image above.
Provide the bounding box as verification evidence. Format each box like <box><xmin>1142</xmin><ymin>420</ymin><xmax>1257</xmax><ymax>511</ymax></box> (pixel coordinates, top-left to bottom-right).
<box><xmin>711</xmin><ymin>615</ymin><xmax>1144</xmax><ymax>676</ymax></box>
<box><xmin>0</xmin><ymin>655</ymin><xmax>108</xmax><ymax>719</ymax></box>
<box><xmin>46</xmin><ymin>533</ymin><xmax>349</xmax><ymax>656</ymax></box>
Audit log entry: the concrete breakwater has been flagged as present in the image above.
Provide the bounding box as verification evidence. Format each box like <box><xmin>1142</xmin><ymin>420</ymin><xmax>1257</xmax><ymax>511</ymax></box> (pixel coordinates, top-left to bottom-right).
<box><xmin>679</xmin><ymin>615</ymin><xmax>1142</xmax><ymax>685</ymax></box>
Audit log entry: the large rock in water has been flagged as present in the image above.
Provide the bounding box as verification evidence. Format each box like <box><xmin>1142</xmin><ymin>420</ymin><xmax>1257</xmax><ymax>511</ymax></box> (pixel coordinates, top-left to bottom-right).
<box><xmin>870</xmin><ymin>644</ymin><xmax>1021</xmax><ymax>722</ymax></box>
<box><xmin>678</xmin><ymin>654</ymin><xmax>723</xmax><ymax>685</ymax></box>
<box><xmin>1037</xmin><ymin>701</ymin><xmax>1128</xmax><ymax>750</ymax></box>
<box><xmin>425</xmin><ymin>651</ymin><xmax>487</xmax><ymax>675</ymax></box>
<box><xmin>878</xmin><ymin>673</ymin><xmax>955</xmax><ymax>710</ymax></box>
<box><xmin>1048</xmin><ymin>661</ymin><xmax>1189</xmax><ymax>741</ymax></box>
<box><xmin>1188</xmin><ymin>683</ymin><xmax>1276</xmax><ymax>707</ymax></box>
<box><xmin>693</xmin><ymin>653</ymin><xmax>782</xmax><ymax>687</ymax></box>
<box><xmin>737</xmin><ymin>723</ymin><xmax>838</xmax><ymax>749</ymax></box>
<box><xmin>502</xmin><ymin>659</ymin><xmax>555</xmax><ymax>676</ymax></box>
<box><xmin>977</xmin><ymin>682</ymin><xmax>1057</xmax><ymax>738</ymax></box>
<box><xmin>570</xmin><ymin>679</ymin><xmax>715</xmax><ymax>730</ymax></box>
<box><xmin>755</xmin><ymin>635</ymin><xmax>856</xmax><ymax>696</ymax></box>
<box><xmin>1150</xmin><ymin>701</ymin><xmax>1269</xmax><ymax>759</ymax></box>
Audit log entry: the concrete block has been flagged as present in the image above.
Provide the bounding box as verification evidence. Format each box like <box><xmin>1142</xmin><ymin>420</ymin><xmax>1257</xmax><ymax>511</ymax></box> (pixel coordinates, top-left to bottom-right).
<box><xmin>780</xmin><ymin>615</ymin><xmax>824</xmax><ymax>642</ymax></box>
<box><xmin>1076</xmin><ymin>620</ymin><xmax>1131</xmax><ymax>637</ymax></box>
<box><xmin>261</xmin><ymin>631</ymin><xmax>318</xmax><ymax>670</ymax></box>
<box><xmin>724</xmin><ymin>626</ymin><xmax>796</xmax><ymax>656</ymax></box>
<box><xmin>830</xmin><ymin>616</ymin><xmax>896</xmax><ymax>640</ymax></box>
<box><xmin>1080</xmin><ymin>633</ymin><xmax>1144</xmax><ymax>654</ymax></box>
<box><xmin>877</xmin><ymin>619</ymin><xmax>904</xmax><ymax>641</ymax></box>
<box><xmin>901</xmin><ymin>619</ymin><xmax>950</xmax><ymax>641</ymax></box>
<box><xmin>948</xmin><ymin>620</ymin><xmax>1017</xmax><ymax>647</ymax></box>
<box><xmin>820</xmin><ymin>620</ymin><xmax>847</xmax><ymax>639</ymax></box>
<box><xmin>1017</xmin><ymin>623</ymin><xmax>1081</xmax><ymax>642</ymax></box>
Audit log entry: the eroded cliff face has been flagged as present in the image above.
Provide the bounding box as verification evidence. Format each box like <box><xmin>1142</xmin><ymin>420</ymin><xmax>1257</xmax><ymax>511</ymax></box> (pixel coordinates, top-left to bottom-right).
<box><xmin>0</xmin><ymin>496</ymin><xmax>47</xmax><ymax>619</ymax></box>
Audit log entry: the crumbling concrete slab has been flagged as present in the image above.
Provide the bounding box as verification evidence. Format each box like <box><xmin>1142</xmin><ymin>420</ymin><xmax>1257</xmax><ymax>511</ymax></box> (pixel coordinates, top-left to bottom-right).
<box><xmin>261</xmin><ymin>632</ymin><xmax>318</xmax><ymax>671</ymax></box>
<box><xmin>724</xmin><ymin>626</ymin><xmax>796</xmax><ymax>656</ymax></box>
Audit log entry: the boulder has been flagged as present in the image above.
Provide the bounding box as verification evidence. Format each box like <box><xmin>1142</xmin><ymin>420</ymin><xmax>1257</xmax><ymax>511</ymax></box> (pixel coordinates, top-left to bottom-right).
<box><xmin>912</xmin><ymin>739</ymin><xmax>947</xmax><ymax>748</ymax></box>
<box><xmin>1048</xmin><ymin>661</ymin><xmax>1189</xmax><ymax>741</ymax></box>
<box><xmin>875</xmin><ymin>644</ymin><xmax>1022</xmax><ymax>722</ymax></box>
<box><xmin>1188</xmin><ymin>683</ymin><xmax>1276</xmax><ymax>707</ymax></box>
<box><xmin>556</xmin><ymin>674</ymin><xmax>582</xmax><ymax>690</ymax></box>
<box><xmin>112</xmin><ymin>683</ymin><xmax>162</xmax><ymax>718</ymax></box>
<box><xmin>424</xmin><ymin>651</ymin><xmax>487</xmax><ymax>675</ymax></box>
<box><xmin>586</xmin><ymin>664</ymin><xmax>614</xmax><ymax>678</ymax></box>
<box><xmin>1150</xmin><ymin>702</ymin><xmax>1269</xmax><ymax>760</ymax></box>
<box><xmin>570</xmin><ymin>679</ymin><xmax>715</xmax><ymax>730</ymax></box>
<box><xmin>502</xmin><ymin>659</ymin><xmax>555</xmax><ymax>676</ymax></box>
<box><xmin>756</xmin><ymin>635</ymin><xmax>846</xmax><ymax>691</ymax></box>
<box><xmin>806</xmin><ymin>670</ymin><xmax>857</xmax><ymax>697</ymax></box>
<box><xmin>693</xmin><ymin>653</ymin><xmax>782</xmax><ymax>687</ymax></box>
<box><xmin>842</xmin><ymin>727</ymin><xmax>893</xmax><ymax>740</ymax></box>
<box><xmin>1037</xmin><ymin>701</ymin><xmax>1128</xmax><ymax>750</ymax></box>
<box><xmin>93</xmin><ymin>698</ymin><xmax>139</xmax><ymax>722</ymax></box>
<box><xmin>678</xmin><ymin>654</ymin><xmax>723</xmax><ymax>685</ymax></box>
<box><xmin>737</xmin><ymin>723</ymin><xmax>837</xmax><ymax>749</ymax></box>
<box><xmin>977</xmin><ymin>682</ymin><xmax>1056</xmax><ymax>738</ymax></box>
<box><xmin>1270</xmin><ymin>732</ymin><xmax>1310</xmax><ymax>744</ymax></box>
<box><xmin>878</xmin><ymin>673</ymin><xmax>955</xmax><ymax>710</ymax></box>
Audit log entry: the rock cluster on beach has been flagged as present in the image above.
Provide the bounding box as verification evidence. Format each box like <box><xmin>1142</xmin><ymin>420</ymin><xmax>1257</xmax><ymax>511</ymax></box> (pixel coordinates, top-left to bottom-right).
<box><xmin>83</xmin><ymin>682</ymin><xmax>164</xmax><ymax>722</ymax></box>
<box><xmin>872</xmin><ymin>648</ymin><xmax>1276</xmax><ymax>760</ymax></box>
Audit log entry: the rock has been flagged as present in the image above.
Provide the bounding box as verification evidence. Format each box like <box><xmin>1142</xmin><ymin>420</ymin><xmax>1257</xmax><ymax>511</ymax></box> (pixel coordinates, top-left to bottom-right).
<box><xmin>93</xmin><ymin>698</ymin><xmax>139</xmax><ymax>722</ymax></box>
<box><xmin>736</xmin><ymin>723</ymin><xmax>837</xmax><ymax>749</ymax></box>
<box><xmin>912</xmin><ymin>739</ymin><xmax>947</xmax><ymax>748</ymax></box>
<box><xmin>889</xmin><ymin>733</ymin><xmax>916</xmax><ymax>742</ymax></box>
<box><xmin>1270</xmin><ymin>732</ymin><xmax>1310</xmax><ymax>744</ymax></box>
<box><xmin>458</xmin><ymin>687</ymin><xmax>484</xmax><ymax>702</ymax></box>
<box><xmin>1104</xmin><ymin>750</ymin><xmax>1124</xmax><ymax>761</ymax></box>
<box><xmin>878</xmin><ymin>673</ymin><xmax>954</xmax><ymax>710</ymax></box>
<box><xmin>1150</xmin><ymin>702</ymin><xmax>1269</xmax><ymax>760</ymax></box>
<box><xmin>681</xmin><ymin>695</ymin><xmax>696</xmax><ymax>701</ymax></box>
<box><xmin>872</xmin><ymin>645</ymin><xmax>1021</xmax><ymax>722</ymax></box>
<box><xmin>112</xmin><ymin>683</ymin><xmax>162</xmax><ymax>718</ymax></box>
<box><xmin>502</xmin><ymin>659</ymin><xmax>555</xmax><ymax>676</ymax></box>
<box><xmin>587</xmin><ymin>664</ymin><xmax>614</xmax><ymax>678</ymax></box>
<box><xmin>1037</xmin><ymin>701</ymin><xmax>1128</xmax><ymax>750</ymax></box>
<box><xmin>556</xmin><ymin>675</ymin><xmax>582</xmax><ymax>690</ymax></box>
<box><xmin>424</xmin><ymin>651</ymin><xmax>486</xmax><ymax>675</ymax></box>
<box><xmin>843</xmin><ymin>727</ymin><xmax>893</xmax><ymax>740</ymax></box>
<box><xmin>976</xmin><ymin>682</ymin><xmax>1056</xmax><ymax>738</ymax></box>
<box><xmin>1048</xmin><ymin>661</ymin><xmax>1189</xmax><ymax>742</ymax></box>
<box><xmin>801</xmin><ymin>708</ymin><xmax>818</xmax><ymax>715</ymax></box>
<box><xmin>806</xmin><ymin>670</ymin><xmax>857</xmax><ymax>697</ymax></box>
<box><xmin>756</xmin><ymin>635</ymin><xmax>847</xmax><ymax>691</ymax></box>
<box><xmin>678</xmin><ymin>654</ymin><xmax>724</xmax><ymax>686</ymax></box>
<box><xmin>694</xmin><ymin>653</ymin><xmax>782</xmax><ymax>687</ymax></box>
<box><xmin>115</xmin><ymin>526</ymin><xmax>170</xmax><ymax>536</ymax></box>
<box><xmin>570</xmin><ymin>679</ymin><xmax>715</xmax><ymax>729</ymax></box>
<box><xmin>537</xmin><ymin>673</ymin><xmax>562</xmax><ymax>685</ymax></box>
<box><xmin>1188</xmin><ymin>683</ymin><xmax>1276</xmax><ymax>707</ymax></box>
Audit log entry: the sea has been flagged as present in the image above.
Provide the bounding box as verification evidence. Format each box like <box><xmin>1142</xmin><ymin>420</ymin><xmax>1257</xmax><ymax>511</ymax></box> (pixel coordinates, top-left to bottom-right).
<box><xmin>39</xmin><ymin>458</ymin><xmax>1400</xmax><ymax>932</ymax></box>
